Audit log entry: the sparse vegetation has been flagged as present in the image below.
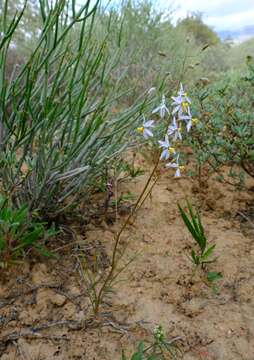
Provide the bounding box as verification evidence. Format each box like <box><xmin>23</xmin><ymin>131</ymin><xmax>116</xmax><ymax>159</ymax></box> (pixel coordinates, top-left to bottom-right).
<box><xmin>0</xmin><ymin>0</ymin><xmax>253</xmax><ymax>359</ymax></box>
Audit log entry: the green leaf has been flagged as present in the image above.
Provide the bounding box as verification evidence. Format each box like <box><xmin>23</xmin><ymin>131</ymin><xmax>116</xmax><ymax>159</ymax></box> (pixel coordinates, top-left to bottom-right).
<box><xmin>191</xmin><ymin>249</ymin><xmax>199</xmax><ymax>265</ymax></box>
<box><xmin>202</xmin><ymin>244</ymin><xmax>216</xmax><ymax>260</ymax></box>
<box><xmin>137</xmin><ymin>342</ymin><xmax>144</xmax><ymax>353</ymax></box>
<box><xmin>21</xmin><ymin>227</ymin><xmax>43</xmax><ymax>245</ymax></box>
<box><xmin>178</xmin><ymin>202</ymin><xmax>207</xmax><ymax>252</ymax></box>
<box><xmin>207</xmin><ymin>272</ymin><xmax>223</xmax><ymax>282</ymax></box>
<box><xmin>12</xmin><ymin>206</ymin><xmax>28</xmax><ymax>224</ymax></box>
<box><xmin>131</xmin><ymin>353</ymin><xmax>143</xmax><ymax>360</ymax></box>
<box><xmin>178</xmin><ymin>204</ymin><xmax>199</xmax><ymax>241</ymax></box>
<box><xmin>147</xmin><ymin>355</ymin><xmax>158</xmax><ymax>360</ymax></box>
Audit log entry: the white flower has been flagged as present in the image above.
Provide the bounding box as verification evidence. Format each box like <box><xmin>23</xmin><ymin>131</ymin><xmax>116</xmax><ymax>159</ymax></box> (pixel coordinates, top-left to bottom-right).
<box><xmin>158</xmin><ymin>134</ymin><xmax>176</xmax><ymax>160</ymax></box>
<box><xmin>167</xmin><ymin>117</ymin><xmax>182</xmax><ymax>142</ymax></box>
<box><xmin>172</xmin><ymin>84</ymin><xmax>191</xmax><ymax>116</ymax></box>
<box><xmin>136</xmin><ymin>118</ymin><xmax>154</xmax><ymax>139</ymax></box>
<box><xmin>166</xmin><ymin>154</ymin><xmax>185</xmax><ymax>177</ymax></box>
<box><xmin>152</xmin><ymin>95</ymin><xmax>170</xmax><ymax>118</ymax></box>
<box><xmin>178</xmin><ymin>83</ymin><xmax>191</xmax><ymax>102</ymax></box>
<box><xmin>178</xmin><ymin>104</ymin><xmax>192</xmax><ymax>120</ymax></box>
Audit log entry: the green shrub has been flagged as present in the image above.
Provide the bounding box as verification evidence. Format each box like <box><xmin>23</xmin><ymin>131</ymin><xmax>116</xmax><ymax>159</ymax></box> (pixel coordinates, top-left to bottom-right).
<box><xmin>189</xmin><ymin>61</ymin><xmax>254</xmax><ymax>185</ymax></box>
<box><xmin>0</xmin><ymin>0</ymin><xmax>148</xmax><ymax>218</ymax></box>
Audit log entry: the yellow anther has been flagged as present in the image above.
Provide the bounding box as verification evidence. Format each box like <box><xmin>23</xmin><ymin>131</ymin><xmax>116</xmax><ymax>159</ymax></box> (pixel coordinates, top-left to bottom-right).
<box><xmin>182</xmin><ymin>101</ymin><xmax>189</xmax><ymax>110</ymax></box>
<box><xmin>192</xmin><ymin>118</ymin><xmax>198</xmax><ymax>125</ymax></box>
<box><xmin>168</xmin><ymin>147</ymin><xmax>175</xmax><ymax>154</ymax></box>
<box><xmin>136</xmin><ymin>126</ymin><xmax>144</xmax><ymax>133</ymax></box>
<box><xmin>179</xmin><ymin>165</ymin><xmax>185</xmax><ymax>171</ymax></box>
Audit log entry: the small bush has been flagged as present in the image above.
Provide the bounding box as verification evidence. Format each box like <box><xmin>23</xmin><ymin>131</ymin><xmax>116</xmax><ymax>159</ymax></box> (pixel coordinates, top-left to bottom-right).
<box><xmin>0</xmin><ymin>0</ymin><xmax>148</xmax><ymax>218</ymax></box>
<box><xmin>189</xmin><ymin>61</ymin><xmax>254</xmax><ymax>185</ymax></box>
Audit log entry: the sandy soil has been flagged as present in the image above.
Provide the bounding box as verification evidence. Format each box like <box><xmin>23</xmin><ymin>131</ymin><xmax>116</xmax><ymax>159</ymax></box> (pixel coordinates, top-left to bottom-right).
<box><xmin>1</xmin><ymin>161</ymin><xmax>254</xmax><ymax>360</ymax></box>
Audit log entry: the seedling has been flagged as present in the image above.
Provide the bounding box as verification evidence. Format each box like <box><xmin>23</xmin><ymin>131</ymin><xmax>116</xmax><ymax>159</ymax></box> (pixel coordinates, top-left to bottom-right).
<box><xmin>0</xmin><ymin>197</ymin><xmax>56</xmax><ymax>268</ymax></box>
<box><xmin>178</xmin><ymin>201</ymin><xmax>216</xmax><ymax>268</ymax></box>
<box><xmin>121</xmin><ymin>325</ymin><xmax>182</xmax><ymax>360</ymax></box>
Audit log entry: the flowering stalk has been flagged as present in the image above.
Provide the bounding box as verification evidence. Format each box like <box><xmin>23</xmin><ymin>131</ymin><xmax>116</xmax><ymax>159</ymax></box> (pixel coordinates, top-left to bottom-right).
<box><xmin>92</xmin><ymin>84</ymin><xmax>196</xmax><ymax>314</ymax></box>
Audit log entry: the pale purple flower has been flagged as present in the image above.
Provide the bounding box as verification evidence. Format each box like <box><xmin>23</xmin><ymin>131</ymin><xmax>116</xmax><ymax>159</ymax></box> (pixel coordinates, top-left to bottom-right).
<box><xmin>166</xmin><ymin>154</ymin><xmax>184</xmax><ymax>177</ymax></box>
<box><xmin>152</xmin><ymin>95</ymin><xmax>170</xmax><ymax>118</ymax></box>
<box><xmin>158</xmin><ymin>134</ymin><xmax>176</xmax><ymax>160</ymax></box>
<box><xmin>177</xmin><ymin>83</ymin><xmax>191</xmax><ymax>102</ymax></box>
<box><xmin>167</xmin><ymin>117</ymin><xmax>182</xmax><ymax>142</ymax></box>
<box><xmin>136</xmin><ymin>118</ymin><xmax>154</xmax><ymax>139</ymax></box>
<box><xmin>172</xmin><ymin>84</ymin><xmax>191</xmax><ymax>116</ymax></box>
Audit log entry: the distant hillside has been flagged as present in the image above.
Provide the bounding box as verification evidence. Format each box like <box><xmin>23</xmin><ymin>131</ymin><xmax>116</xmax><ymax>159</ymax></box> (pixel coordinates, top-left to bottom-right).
<box><xmin>226</xmin><ymin>37</ymin><xmax>254</xmax><ymax>69</ymax></box>
<box><xmin>218</xmin><ymin>25</ymin><xmax>254</xmax><ymax>43</ymax></box>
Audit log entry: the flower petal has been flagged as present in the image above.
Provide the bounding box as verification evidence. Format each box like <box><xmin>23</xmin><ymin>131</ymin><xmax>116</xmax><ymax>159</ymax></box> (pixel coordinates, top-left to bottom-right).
<box><xmin>144</xmin><ymin>128</ymin><xmax>153</xmax><ymax>138</ymax></box>
<box><xmin>144</xmin><ymin>120</ymin><xmax>154</xmax><ymax>127</ymax></box>
<box><xmin>175</xmin><ymin>168</ymin><xmax>181</xmax><ymax>177</ymax></box>
<box><xmin>160</xmin><ymin>149</ymin><xmax>169</xmax><ymax>160</ymax></box>
<box><xmin>152</xmin><ymin>106</ymin><xmax>161</xmax><ymax>114</ymax></box>
<box><xmin>166</xmin><ymin>162</ymin><xmax>178</xmax><ymax>168</ymax></box>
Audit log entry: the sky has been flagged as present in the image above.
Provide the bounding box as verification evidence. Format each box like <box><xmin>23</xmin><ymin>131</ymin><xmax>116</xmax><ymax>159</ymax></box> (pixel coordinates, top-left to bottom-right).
<box><xmin>165</xmin><ymin>0</ymin><xmax>254</xmax><ymax>31</ymax></box>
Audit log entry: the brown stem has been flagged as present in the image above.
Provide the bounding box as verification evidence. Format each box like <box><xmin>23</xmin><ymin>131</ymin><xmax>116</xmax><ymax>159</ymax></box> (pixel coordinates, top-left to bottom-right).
<box><xmin>94</xmin><ymin>154</ymin><xmax>161</xmax><ymax>313</ymax></box>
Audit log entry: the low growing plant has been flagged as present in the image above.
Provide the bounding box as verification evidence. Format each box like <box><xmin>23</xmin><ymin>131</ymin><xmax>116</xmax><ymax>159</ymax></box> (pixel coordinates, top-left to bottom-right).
<box><xmin>178</xmin><ymin>201</ymin><xmax>216</xmax><ymax>268</ymax></box>
<box><xmin>0</xmin><ymin>197</ymin><xmax>55</xmax><ymax>267</ymax></box>
<box><xmin>121</xmin><ymin>325</ymin><xmax>182</xmax><ymax>360</ymax></box>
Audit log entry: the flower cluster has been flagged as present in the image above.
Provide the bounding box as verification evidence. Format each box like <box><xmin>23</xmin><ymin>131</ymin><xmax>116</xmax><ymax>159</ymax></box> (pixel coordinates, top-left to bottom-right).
<box><xmin>136</xmin><ymin>84</ymin><xmax>196</xmax><ymax>177</ymax></box>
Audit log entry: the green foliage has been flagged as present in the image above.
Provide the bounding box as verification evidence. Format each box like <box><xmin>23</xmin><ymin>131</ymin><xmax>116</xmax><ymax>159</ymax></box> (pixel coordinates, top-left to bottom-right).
<box><xmin>227</xmin><ymin>38</ymin><xmax>254</xmax><ymax>70</ymax></box>
<box><xmin>118</xmin><ymin>159</ymin><xmax>145</xmax><ymax>178</ymax></box>
<box><xmin>207</xmin><ymin>271</ymin><xmax>223</xmax><ymax>282</ymax></box>
<box><xmin>0</xmin><ymin>196</ymin><xmax>55</xmax><ymax>267</ymax></box>
<box><xmin>121</xmin><ymin>325</ymin><xmax>182</xmax><ymax>360</ymax></box>
<box><xmin>177</xmin><ymin>13</ymin><xmax>220</xmax><ymax>46</ymax></box>
<box><xmin>0</xmin><ymin>0</ymin><xmax>39</xmax><ymax>41</ymax></box>
<box><xmin>189</xmin><ymin>61</ymin><xmax>254</xmax><ymax>185</ymax></box>
<box><xmin>178</xmin><ymin>201</ymin><xmax>216</xmax><ymax>267</ymax></box>
<box><xmin>0</xmin><ymin>0</ymin><xmax>148</xmax><ymax>218</ymax></box>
